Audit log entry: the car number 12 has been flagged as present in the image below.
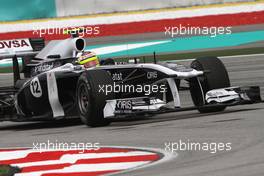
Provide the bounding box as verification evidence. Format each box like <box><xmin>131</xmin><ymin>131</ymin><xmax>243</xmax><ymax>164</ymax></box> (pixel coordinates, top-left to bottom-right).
<box><xmin>30</xmin><ymin>77</ymin><xmax>42</xmax><ymax>98</ymax></box>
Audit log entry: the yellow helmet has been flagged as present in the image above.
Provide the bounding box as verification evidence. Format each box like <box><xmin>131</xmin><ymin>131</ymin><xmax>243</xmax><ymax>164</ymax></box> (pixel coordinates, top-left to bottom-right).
<box><xmin>77</xmin><ymin>51</ymin><xmax>100</xmax><ymax>68</ymax></box>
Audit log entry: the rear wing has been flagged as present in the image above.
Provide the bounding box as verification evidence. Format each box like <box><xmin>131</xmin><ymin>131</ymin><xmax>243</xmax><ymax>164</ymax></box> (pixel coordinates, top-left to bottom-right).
<box><xmin>0</xmin><ymin>38</ymin><xmax>44</xmax><ymax>57</ymax></box>
<box><xmin>0</xmin><ymin>38</ymin><xmax>45</xmax><ymax>85</ymax></box>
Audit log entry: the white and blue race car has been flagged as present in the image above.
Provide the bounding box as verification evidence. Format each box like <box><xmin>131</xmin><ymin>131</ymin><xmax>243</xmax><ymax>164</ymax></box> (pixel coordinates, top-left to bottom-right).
<box><xmin>0</xmin><ymin>32</ymin><xmax>262</xmax><ymax>127</ymax></box>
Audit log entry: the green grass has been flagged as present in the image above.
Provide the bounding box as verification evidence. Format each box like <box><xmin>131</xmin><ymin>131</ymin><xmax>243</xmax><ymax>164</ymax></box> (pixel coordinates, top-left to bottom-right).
<box><xmin>0</xmin><ymin>66</ymin><xmax>23</xmax><ymax>73</ymax></box>
<box><xmin>0</xmin><ymin>67</ymin><xmax>13</xmax><ymax>73</ymax></box>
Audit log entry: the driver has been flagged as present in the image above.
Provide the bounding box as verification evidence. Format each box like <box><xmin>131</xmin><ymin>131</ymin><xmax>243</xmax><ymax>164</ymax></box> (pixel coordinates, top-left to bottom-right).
<box><xmin>77</xmin><ymin>51</ymin><xmax>100</xmax><ymax>68</ymax></box>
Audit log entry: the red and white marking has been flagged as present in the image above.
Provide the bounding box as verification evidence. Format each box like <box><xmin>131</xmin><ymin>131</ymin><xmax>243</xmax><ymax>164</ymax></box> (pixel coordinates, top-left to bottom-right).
<box><xmin>0</xmin><ymin>147</ymin><xmax>163</xmax><ymax>176</ymax></box>
<box><xmin>0</xmin><ymin>2</ymin><xmax>263</xmax><ymax>40</ymax></box>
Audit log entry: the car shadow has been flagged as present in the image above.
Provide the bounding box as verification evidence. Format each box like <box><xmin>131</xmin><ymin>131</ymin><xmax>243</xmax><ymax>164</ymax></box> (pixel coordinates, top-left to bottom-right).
<box><xmin>109</xmin><ymin>107</ymin><xmax>261</xmax><ymax>128</ymax></box>
<box><xmin>0</xmin><ymin>107</ymin><xmax>261</xmax><ymax>131</ymax></box>
<box><xmin>0</xmin><ymin>118</ymin><xmax>83</xmax><ymax>131</ymax></box>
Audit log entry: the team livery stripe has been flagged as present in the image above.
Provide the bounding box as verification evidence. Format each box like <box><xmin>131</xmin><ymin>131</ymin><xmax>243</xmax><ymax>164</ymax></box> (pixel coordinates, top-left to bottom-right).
<box><xmin>46</xmin><ymin>72</ymin><xmax>65</xmax><ymax>118</ymax></box>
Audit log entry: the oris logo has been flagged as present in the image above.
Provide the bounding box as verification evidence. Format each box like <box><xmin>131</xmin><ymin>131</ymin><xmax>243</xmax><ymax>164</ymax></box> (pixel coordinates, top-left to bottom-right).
<box><xmin>147</xmin><ymin>71</ymin><xmax>158</xmax><ymax>79</ymax></box>
<box><xmin>116</xmin><ymin>100</ymin><xmax>132</xmax><ymax>110</ymax></box>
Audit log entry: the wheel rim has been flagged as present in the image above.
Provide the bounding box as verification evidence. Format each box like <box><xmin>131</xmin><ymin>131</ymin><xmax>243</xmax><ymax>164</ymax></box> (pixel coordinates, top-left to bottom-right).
<box><xmin>78</xmin><ymin>83</ymin><xmax>89</xmax><ymax>115</ymax></box>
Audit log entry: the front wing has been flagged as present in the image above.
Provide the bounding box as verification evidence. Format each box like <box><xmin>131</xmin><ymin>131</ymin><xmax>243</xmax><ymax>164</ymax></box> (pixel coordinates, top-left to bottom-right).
<box><xmin>103</xmin><ymin>86</ymin><xmax>262</xmax><ymax>118</ymax></box>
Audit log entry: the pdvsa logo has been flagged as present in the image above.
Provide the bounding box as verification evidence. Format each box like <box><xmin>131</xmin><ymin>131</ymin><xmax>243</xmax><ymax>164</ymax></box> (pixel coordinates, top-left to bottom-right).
<box><xmin>0</xmin><ymin>40</ymin><xmax>29</xmax><ymax>49</ymax></box>
<box><xmin>0</xmin><ymin>39</ymin><xmax>33</xmax><ymax>53</ymax></box>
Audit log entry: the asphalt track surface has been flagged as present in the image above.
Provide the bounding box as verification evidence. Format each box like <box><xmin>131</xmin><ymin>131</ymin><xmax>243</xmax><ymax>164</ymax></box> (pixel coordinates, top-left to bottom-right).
<box><xmin>0</xmin><ymin>53</ymin><xmax>264</xmax><ymax>176</ymax></box>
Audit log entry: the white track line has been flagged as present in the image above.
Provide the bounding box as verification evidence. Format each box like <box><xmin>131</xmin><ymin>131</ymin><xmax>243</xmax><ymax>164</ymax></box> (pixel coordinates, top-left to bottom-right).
<box><xmin>219</xmin><ymin>53</ymin><xmax>264</xmax><ymax>59</ymax></box>
<box><xmin>164</xmin><ymin>53</ymin><xmax>264</xmax><ymax>62</ymax></box>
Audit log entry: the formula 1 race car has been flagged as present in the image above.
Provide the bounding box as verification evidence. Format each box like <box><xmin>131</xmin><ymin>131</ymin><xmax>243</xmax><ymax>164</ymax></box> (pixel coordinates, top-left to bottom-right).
<box><xmin>0</xmin><ymin>33</ymin><xmax>262</xmax><ymax>127</ymax></box>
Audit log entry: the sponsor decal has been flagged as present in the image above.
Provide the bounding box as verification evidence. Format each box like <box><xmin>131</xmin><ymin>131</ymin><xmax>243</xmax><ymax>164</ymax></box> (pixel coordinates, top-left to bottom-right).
<box><xmin>116</xmin><ymin>100</ymin><xmax>133</xmax><ymax>110</ymax></box>
<box><xmin>116</xmin><ymin>62</ymin><xmax>128</xmax><ymax>65</ymax></box>
<box><xmin>147</xmin><ymin>71</ymin><xmax>158</xmax><ymax>79</ymax></box>
<box><xmin>0</xmin><ymin>147</ymin><xmax>161</xmax><ymax>176</ymax></box>
<box><xmin>112</xmin><ymin>73</ymin><xmax>123</xmax><ymax>81</ymax></box>
<box><xmin>34</xmin><ymin>63</ymin><xmax>54</xmax><ymax>73</ymax></box>
<box><xmin>0</xmin><ymin>39</ymin><xmax>32</xmax><ymax>54</ymax></box>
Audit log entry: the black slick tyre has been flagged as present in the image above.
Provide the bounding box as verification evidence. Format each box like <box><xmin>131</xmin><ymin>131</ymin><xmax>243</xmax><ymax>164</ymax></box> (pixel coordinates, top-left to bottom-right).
<box><xmin>190</xmin><ymin>56</ymin><xmax>230</xmax><ymax>113</ymax></box>
<box><xmin>76</xmin><ymin>70</ymin><xmax>114</xmax><ymax>127</ymax></box>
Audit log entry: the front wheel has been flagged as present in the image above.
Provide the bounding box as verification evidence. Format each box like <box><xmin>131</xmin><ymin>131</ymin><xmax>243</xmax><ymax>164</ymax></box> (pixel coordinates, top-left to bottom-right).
<box><xmin>76</xmin><ymin>70</ymin><xmax>114</xmax><ymax>127</ymax></box>
<box><xmin>190</xmin><ymin>56</ymin><xmax>230</xmax><ymax>113</ymax></box>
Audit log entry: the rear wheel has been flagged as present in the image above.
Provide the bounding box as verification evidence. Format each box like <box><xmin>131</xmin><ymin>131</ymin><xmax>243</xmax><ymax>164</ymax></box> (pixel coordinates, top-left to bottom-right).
<box><xmin>76</xmin><ymin>70</ymin><xmax>114</xmax><ymax>127</ymax></box>
<box><xmin>190</xmin><ymin>56</ymin><xmax>230</xmax><ymax>113</ymax></box>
